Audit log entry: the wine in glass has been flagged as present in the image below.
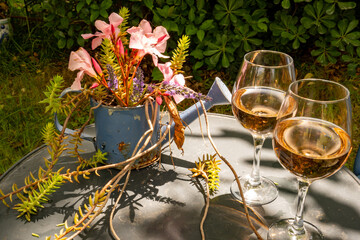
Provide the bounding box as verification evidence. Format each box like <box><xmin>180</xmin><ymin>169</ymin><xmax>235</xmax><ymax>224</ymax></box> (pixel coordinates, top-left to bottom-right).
<box><xmin>230</xmin><ymin>50</ymin><xmax>295</xmax><ymax>205</ymax></box>
<box><xmin>268</xmin><ymin>79</ymin><xmax>352</xmax><ymax>239</ymax></box>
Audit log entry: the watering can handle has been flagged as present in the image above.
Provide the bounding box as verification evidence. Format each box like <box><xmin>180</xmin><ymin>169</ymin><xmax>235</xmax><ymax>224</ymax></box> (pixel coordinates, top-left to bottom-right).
<box><xmin>54</xmin><ymin>88</ymin><xmax>93</xmax><ymax>141</ymax></box>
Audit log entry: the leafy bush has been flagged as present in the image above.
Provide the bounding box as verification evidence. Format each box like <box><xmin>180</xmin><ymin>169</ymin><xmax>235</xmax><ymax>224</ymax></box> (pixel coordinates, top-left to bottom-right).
<box><xmin>10</xmin><ymin>0</ymin><xmax>360</xmax><ymax>75</ymax></box>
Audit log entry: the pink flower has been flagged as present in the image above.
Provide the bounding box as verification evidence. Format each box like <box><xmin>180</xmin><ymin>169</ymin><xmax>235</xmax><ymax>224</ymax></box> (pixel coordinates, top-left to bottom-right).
<box><xmin>127</xmin><ymin>20</ymin><xmax>170</xmax><ymax>66</ymax></box>
<box><xmin>68</xmin><ymin>47</ymin><xmax>97</xmax><ymax>90</ymax></box>
<box><xmin>157</xmin><ymin>62</ymin><xmax>173</xmax><ymax>82</ymax></box>
<box><xmin>81</xmin><ymin>13</ymin><xmax>123</xmax><ymax>50</ymax></box>
<box><xmin>169</xmin><ymin>74</ymin><xmax>185</xmax><ymax>104</ymax></box>
<box><xmin>158</xmin><ymin>63</ymin><xmax>185</xmax><ymax>104</ymax></box>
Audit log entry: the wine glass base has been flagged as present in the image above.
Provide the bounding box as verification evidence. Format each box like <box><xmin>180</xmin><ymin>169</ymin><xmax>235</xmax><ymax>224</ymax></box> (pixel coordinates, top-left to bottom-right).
<box><xmin>230</xmin><ymin>175</ymin><xmax>278</xmax><ymax>205</ymax></box>
<box><xmin>267</xmin><ymin>218</ymin><xmax>324</xmax><ymax>240</ymax></box>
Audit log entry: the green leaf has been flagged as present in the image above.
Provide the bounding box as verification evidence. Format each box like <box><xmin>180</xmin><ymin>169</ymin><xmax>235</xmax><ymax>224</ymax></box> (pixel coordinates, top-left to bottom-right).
<box><xmin>185</xmin><ymin>24</ymin><xmax>197</xmax><ymax>35</ymax></box>
<box><xmin>77</xmin><ymin>36</ymin><xmax>85</xmax><ymax>46</ymax></box>
<box><xmin>346</xmin><ymin>20</ymin><xmax>359</xmax><ymax>34</ymax></box>
<box><xmin>194</xmin><ymin>61</ymin><xmax>203</xmax><ymax>70</ymax></box>
<box><xmin>90</xmin><ymin>10</ymin><xmax>100</xmax><ymax>22</ymax></box>
<box><xmin>197</xmin><ymin>0</ymin><xmax>205</xmax><ymax>10</ymax></box>
<box><xmin>199</xmin><ymin>20</ymin><xmax>214</xmax><ymax>30</ymax></box>
<box><xmin>203</xmin><ymin>49</ymin><xmax>220</xmax><ymax>56</ymax></box>
<box><xmin>300</xmin><ymin>17</ymin><xmax>313</xmax><ymax>29</ymax></box>
<box><xmin>191</xmin><ymin>48</ymin><xmax>204</xmax><ymax>59</ymax></box>
<box><xmin>304</xmin><ymin>4</ymin><xmax>316</xmax><ymax>18</ymax></box>
<box><xmin>67</xmin><ymin>38</ymin><xmax>74</xmax><ymax>49</ymax></box>
<box><xmin>189</xmin><ymin>7</ymin><xmax>195</xmax><ymax>22</ymax></box>
<box><xmin>338</xmin><ymin>2</ymin><xmax>356</xmax><ymax>10</ymax></box>
<box><xmin>197</xmin><ymin>30</ymin><xmax>205</xmax><ymax>42</ymax></box>
<box><xmin>293</xmin><ymin>38</ymin><xmax>300</xmax><ymax>49</ymax></box>
<box><xmin>54</xmin><ymin>30</ymin><xmax>65</xmax><ymax>39</ymax></box>
<box><xmin>342</xmin><ymin>54</ymin><xmax>352</xmax><ymax>62</ymax></box>
<box><xmin>282</xmin><ymin>0</ymin><xmax>290</xmax><ymax>9</ymax></box>
<box><xmin>86</xmin><ymin>0</ymin><xmax>92</xmax><ymax>5</ymax></box>
<box><xmin>326</xmin><ymin>3</ymin><xmax>335</xmax><ymax>15</ymax></box>
<box><xmin>221</xmin><ymin>53</ymin><xmax>230</xmax><ymax>68</ymax></box>
<box><xmin>100</xmin><ymin>8</ymin><xmax>108</xmax><ymax>18</ymax></box>
<box><xmin>58</xmin><ymin>38</ymin><xmax>66</xmax><ymax>49</ymax></box>
<box><xmin>209</xmin><ymin>52</ymin><xmax>221</xmax><ymax>65</ymax></box>
<box><xmin>100</xmin><ymin>0</ymin><xmax>112</xmax><ymax>9</ymax></box>
<box><xmin>60</xmin><ymin>17</ymin><xmax>69</xmax><ymax>29</ymax></box>
<box><xmin>144</xmin><ymin>0</ymin><xmax>154</xmax><ymax>9</ymax></box>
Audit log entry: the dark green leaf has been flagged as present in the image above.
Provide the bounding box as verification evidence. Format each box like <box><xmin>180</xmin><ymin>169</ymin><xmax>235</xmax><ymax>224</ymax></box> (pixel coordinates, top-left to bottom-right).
<box><xmin>100</xmin><ymin>8</ymin><xmax>108</xmax><ymax>18</ymax></box>
<box><xmin>197</xmin><ymin>0</ymin><xmax>205</xmax><ymax>10</ymax></box>
<box><xmin>209</xmin><ymin>52</ymin><xmax>221</xmax><ymax>65</ymax></box>
<box><xmin>54</xmin><ymin>30</ymin><xmax>65</xmax><ymax>39</ymax></box>
<box><xmin>66</xmin><ymin>38</ymin><xmax>74</xmax><ymax>49</ymax></box>
<box><xmin>203</xmin><ymin>49</ymin><xmax>220</xmax><ymax>56</ymax></box>
<box><xmin>60</xmin><ymin>17</ymin><xmax>69</xmax><ymax>29</ymax></box>
<box><xmin>100</xmin><ymin>0</ymin><xmax>112</xmax><ymax>9</ymax></box>
<box><xmin>185</xmin><ymin>24</ymin><xmax>197</xmax><ymax>35</ymax></box>
<box><xmin>191</xmin><ymin>49</ymin><xmax>204</xmax><ymax>59</ymax></box>
<box><xmin>346</xmin><ymin>20</ymin><xmax>359</xmax><ymax>34</ymax></box>
<box><xmin>58</xmin><ymin>38</ymin><xmax>66</xmax><ymax>49</ymax></box>
<box><xmin>304</xmin><ymin>4</ymin><xmax>316</xmax><ymax>18</ymax></box>
<box><xmin>282</xmin><ymin>0</ymin><xmax>290</xmax><ymax>9</ymax></box>
<box><xmin>326</xmin><ymin>3</ymin><xmax>335</xmax><ymax>15</ymax></box>
<box><xmin>197</xmin><ymin>30</ymin><xmax>205</xmax><ymax>42</ymax></box>
<box><xmin>200</xmin><ymin>20</ymin><xmax>214</xmax><ymax>30</ymax></box>
<box><xmin>189</xmin><ymin>7</ymin><xmax>195</xmax><ymax>22</ymax></box>
<box><xmin>293</xmin><ymin>38</ymin><xmax>300</xmax><ymax>49</ymax></box>
<box><xmin>90</xmin><ymin>10</ymin><xmax>100</xmax><ymax>22</ymax></box>
<box><xmin>193</xmin><ymin>61</ymin><xmax>204</xmax><ymax>70</ymax></box>
<box><xmin>300</xmin><ymin>17</ymin><xmax>313</xmax><ymax>29</ymax></box>
<box><xmin>338</xmin><ymin>2</ymin><xmax>356</xmax><ymax>10</ymax></box>
<box><xmin>144</xmin><ymin>0</ymin><xmax>154</xmax><ymax>9</ymax></box>
<box><xmin>221</xmin><ymin>53</ymin><xmax>230</xmax><ymax>68</ymax></box>
<box><xmin>341</xmin><ymin>55</ymin><xmax>352</xmax><ymax>62</ymax></box>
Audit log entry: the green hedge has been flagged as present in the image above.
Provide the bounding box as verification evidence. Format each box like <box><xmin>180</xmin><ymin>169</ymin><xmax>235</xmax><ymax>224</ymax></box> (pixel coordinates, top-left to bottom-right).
<box><xmin>10</xmin><ymin>0</ymin><xmax>360</xmax><ymax>75</ymax></box>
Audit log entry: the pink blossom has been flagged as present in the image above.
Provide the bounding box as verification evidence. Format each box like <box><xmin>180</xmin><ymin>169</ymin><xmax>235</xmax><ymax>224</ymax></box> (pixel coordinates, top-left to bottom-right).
<box><xmin>158</xmin><ymin>63</ymin><xmax>185</xmax><ymax>104</ymax></box>
<box><xmin>68</xmin><ymin>47</ymin><xmax>97</xmax><ymax>90</ymax></box>
<box><xmin>170</xmin><ymin>74</ymin><xmax>185</xmax><ymax>104</ymax></box>
<box><xmin>81</xmin><ymin>13</ymin><xmax>123</xmax><ymax>50</ymax></box>
<box><xmin>127</xmin><ymin>20</ymin><xmax>170</xmax><ymax>66</ymax></box>
<box><xmin>157</xmin><ymin>62</ymin><xmax>173</xmax><ymax>82</ymax></box>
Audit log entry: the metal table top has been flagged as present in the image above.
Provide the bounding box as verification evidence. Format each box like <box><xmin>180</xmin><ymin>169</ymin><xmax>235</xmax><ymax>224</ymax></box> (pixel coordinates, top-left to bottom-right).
<box><xmin>0</xmin><ymin>113</ymin><xmax>359</xmax><ymax>240</ymax></box>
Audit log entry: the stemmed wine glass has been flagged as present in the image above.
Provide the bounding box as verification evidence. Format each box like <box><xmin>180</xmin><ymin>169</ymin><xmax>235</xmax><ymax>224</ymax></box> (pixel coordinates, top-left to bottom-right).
<box><xmin>268</xmin><ymin>79</ymin><xmax>352</xmax><ymax>239</ymax></box>
<box><xmin>230</xmin><ymin>50</ymin><xmax>295</xmax><ymax>205</ymax></box>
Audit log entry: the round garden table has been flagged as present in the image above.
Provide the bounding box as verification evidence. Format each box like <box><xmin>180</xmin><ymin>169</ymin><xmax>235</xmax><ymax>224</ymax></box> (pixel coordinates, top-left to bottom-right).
<box><xmin>1</xmin><ymin>113</ymin><xmax>359</xmax><ymax>239</ymax></box>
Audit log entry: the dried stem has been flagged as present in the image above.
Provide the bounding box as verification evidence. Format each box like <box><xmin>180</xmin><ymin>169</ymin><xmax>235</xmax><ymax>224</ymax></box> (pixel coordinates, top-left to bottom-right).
<box><xmin>199</xmin><ymin>101</ymin><xmax>266</xmax><ymax>240</ymax></box>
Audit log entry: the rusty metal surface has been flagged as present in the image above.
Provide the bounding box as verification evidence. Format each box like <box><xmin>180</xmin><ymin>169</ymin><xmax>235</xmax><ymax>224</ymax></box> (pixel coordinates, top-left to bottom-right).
<box><xmin>0</xmin><ymin>113</ymin><xmax>359</xmax><ymax>240</ymax></box>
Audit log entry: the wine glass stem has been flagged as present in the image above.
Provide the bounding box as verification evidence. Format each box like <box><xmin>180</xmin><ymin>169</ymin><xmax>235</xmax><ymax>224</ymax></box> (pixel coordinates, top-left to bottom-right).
<box><xmin>249</xmin><ymin>134</ymin><xmax>265</xmax><ymax>186</ymax></box>
<box><xmin>290</xmin><ymin>180</ymin><xmax>311</xmax><ymax>235</ymax></box>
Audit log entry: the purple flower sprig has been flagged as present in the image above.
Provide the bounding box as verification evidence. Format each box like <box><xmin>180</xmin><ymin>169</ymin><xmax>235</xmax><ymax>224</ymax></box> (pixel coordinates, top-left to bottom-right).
<box><xmin>106</xmin><ymin>64</ymin><xmax>118</xmax><ymax>89</ymax></box>
<box><xmin>161</xmin><ymin>82</ymin><xmax>212</xmax><ymax>102</ymax></box>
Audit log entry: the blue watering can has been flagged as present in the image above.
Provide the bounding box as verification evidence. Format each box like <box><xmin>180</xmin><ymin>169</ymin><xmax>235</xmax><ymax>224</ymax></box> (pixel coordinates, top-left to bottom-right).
<box><xmin>55</xmin><ymin>77</ymin><xmax>232</xmax><ymax>167</ymax></box>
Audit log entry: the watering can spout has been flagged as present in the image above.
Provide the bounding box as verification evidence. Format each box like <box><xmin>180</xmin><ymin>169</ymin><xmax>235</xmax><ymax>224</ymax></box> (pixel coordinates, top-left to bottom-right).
<box><xmin>161</xmin><ymin>77</ymin><xmax>232</xmax><ymax>144</ymax></box>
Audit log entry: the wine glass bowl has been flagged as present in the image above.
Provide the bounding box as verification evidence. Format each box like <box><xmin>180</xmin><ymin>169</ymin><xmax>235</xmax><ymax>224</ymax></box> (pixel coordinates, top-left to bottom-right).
<box><xmin>268</xmin><ymin>79</ymin><xmax>352</xmax><ymax>240</ymax></box>
<box><xmin>230</xmin><ymin>50</ymin><xmax>295</xmax><ymax>205</ymax></box>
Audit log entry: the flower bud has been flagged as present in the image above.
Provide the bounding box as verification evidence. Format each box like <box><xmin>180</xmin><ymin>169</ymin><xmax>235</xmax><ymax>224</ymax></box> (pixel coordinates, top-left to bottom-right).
<box><xmin>91</xmin><ymin>58</ymin><xmax>103</xmax><ymax>76</ymax></box>
<box><xmin>117</xmin><ymin>39</ymin><xmax>124</xmax><ymax>57</ymax></box>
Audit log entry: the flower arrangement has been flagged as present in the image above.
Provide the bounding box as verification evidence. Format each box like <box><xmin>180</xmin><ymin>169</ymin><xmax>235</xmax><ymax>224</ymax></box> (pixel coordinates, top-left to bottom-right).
<box><xmin>68</xmin><ymin>8</ymin><xmax>207</xmax><ymax>108</ymax></box>
<box><xmin>0</xmin><ymin>7</ymin><xmax>266</xmax><ymax>240</ymax></box>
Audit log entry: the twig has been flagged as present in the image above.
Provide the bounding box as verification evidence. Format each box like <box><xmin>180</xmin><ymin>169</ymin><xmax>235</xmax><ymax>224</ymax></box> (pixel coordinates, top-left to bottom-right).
<box><xmin>199</xmin><ymin>101</ymin><xmax>265</xmax><ymax>240</ymax></box>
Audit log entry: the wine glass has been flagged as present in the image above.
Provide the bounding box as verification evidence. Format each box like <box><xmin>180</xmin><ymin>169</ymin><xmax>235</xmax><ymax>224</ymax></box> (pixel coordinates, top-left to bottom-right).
<box><xmin>230</xmin><ymin>50</ymin><xmax>295</xmax><ymax>205</ymax></box>
<box><xmin>267</xmin><ymin>79</ymin><xmax>352</xmax><ymax>239</ymax></box>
